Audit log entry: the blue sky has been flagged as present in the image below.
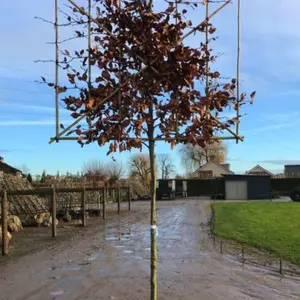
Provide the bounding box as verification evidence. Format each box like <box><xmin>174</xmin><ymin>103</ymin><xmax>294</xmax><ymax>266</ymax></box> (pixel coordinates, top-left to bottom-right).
<box><xmin>1</xmin><ymin>0</ymin><xmax>300</xmax><ymax>176</ymax></box>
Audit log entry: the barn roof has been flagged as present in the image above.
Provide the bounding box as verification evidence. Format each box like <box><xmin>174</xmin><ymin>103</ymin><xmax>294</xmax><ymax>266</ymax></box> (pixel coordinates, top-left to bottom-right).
<box><xmin>0</xmin><ymin>157</ymin><xmax>22</xmax><ymax>174</ymax></box>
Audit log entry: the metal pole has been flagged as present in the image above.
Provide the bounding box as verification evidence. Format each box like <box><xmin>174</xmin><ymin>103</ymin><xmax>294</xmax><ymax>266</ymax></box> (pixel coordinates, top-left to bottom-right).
<box><xmin>236</xmin><ymin>0</ymin><xmax>241</xmax><ymax>143</ymax></box>
<box><xmin>52</xmin><ymin>187</ymin><xmax>57</xmax><ymax>238</ymax></box>
<box><xmin>87</xmin><ymin>0</ymin><xmax>92</xmax><ymax>129</ymax></box>
<box><xmin>220</xmin><ymin>240</ymin><xmax>223</xmax><ymax>254</ymax></box>
<box><xmin>128</xmin><ymin>187</ymin><xmax>131</xmax><ymax>211</ymax></box>
<box><xmin>205</xmin><ymin>0</ymin><xmax>209</xmax><ymax>96</ymax></box>
<box><xmin>82</xmin><ymin>188</ymin><xmax>87</xmax><ymax>226</ymax></box>
<box><xmin>117</xmin><ymin>187</ymin><xmax>121</xmax><ymax>215</ymax></box>
<box><xmin>55</xmin><ymin>0</ymin><xmax>59</xmax><ymax>141</ymax></box>
<box><xmin>103</xmin><ymin>188</ymin><xmax>106</xmax><ymax>220</ymax></box>
<box><xmin>1</xmin><ymin>190</ymin><xmax>8</xmax><ymax>256</ymax></box>
<box><xmin>279</xmin><ymin>259</ymin><xmax>283</xmax><ymax>275</ymax></box>
<box><xmin>54</xmin><ymin>135</ymin><xmax>242</xmax><ymax>142</ymax></box>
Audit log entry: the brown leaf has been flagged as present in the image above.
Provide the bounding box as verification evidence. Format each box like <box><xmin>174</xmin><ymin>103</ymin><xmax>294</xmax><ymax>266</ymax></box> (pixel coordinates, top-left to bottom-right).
<box><xmin>102</xmin><ymin>70</ymin><xmax>110</xmax><ymax>81</ymax></box>
<box><xmin>82</xmin><ymin>72</ymin><xmax>87</xmax><ymax>81</ymax></box>
<box><xmin>95</xmin><ymin>76</ymin><xmax>103</xmax><ymax>83</ymax></box>
<box><xmin>57</xmin><ymin>86</ymin><xmax>67</xmax><ymax>94</ymax></box>
<box><xmin>71</xmin><ymin>112</ymin><xmax>81</xmax><ymax>118</ymax></box>
<box><xmin>87</xmin><ymin>98</ymin><xmax>95</xmax><ymax>109</ymax></box>
<box><xmin>250</xmin><ymin>91</ymin><xmax>256</xmax><ymax>99</ymax></box>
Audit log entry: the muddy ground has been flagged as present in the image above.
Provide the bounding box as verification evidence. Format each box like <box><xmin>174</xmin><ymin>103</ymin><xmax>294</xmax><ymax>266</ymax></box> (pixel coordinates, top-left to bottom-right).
<box><xmin>0</xmin><ymin>199</ymin><xmax>299</xmax><ymax>300</ymax></box>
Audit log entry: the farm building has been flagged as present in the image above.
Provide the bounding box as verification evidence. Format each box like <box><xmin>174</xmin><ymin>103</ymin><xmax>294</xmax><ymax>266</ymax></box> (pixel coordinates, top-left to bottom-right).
<box><xmin>284</xmin><ymin>165</ymin><xmax>300</xmax><ymax>178</ymax></box>
<box><xmin>245</xmin><ymin>164</ymin><xmax>273</xmax><ymax>176</ymax></box>
<box><xmin>0</xmin><ymin>157</ymin><xmax>47</xmax><ymax>216</ymax></box>
<box><xmin>193</xmin><ymin>161</ymin><xmax>234</xmax><ymax>179</ymax></box>
<box><xmin>223</xmin><ymin>174</ymin><xmax>271</xmax><ymax>200</ymax></box>
<box><xmin>156</xmin><ymin>179</ymin><xmax>187</xmax><ymax>200</ymax></box>
<box><xmin>0</xmin><ymin>156</ymin><xmax>22</xmax><ymax>176</ymax></box>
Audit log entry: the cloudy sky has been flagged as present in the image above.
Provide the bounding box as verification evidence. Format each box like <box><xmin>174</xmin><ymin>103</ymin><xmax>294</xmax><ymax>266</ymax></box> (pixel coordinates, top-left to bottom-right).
<box><xmin>0</xmin><ymin>0</ymin><xmax>299</xmax><ymax>176</ymax></box>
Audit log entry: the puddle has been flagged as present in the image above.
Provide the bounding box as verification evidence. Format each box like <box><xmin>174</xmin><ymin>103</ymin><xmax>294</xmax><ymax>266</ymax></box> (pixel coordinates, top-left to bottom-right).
<box><xmin>120</xmin><ymin>237</ymin><xmax>130</xmax><ymax>241</ymax></box>
<box><xmin>99</xmin><ymin>268</ymin><xmax>110</xmax><ymax>275</ymax></box>
<box><xmin>50</xmin><ymin>290</ymin><xmax>65</xmax><ymax>296</ymax></box>
<box><xmin>124</xmin><ymin>250</ymin><xmax>134</xmax><ymax>254</ymax></box>
<box><xmin>105</xmin><ymin>236</ymin><xmax>119</xmax><ymax>241</ymax></box>
<box><xmin>87</xmin><ymin>256</ymin><xmax>97</xmax><ymax>261</ymax></box>
<box><xmin>86</xmin><ymin>252</ymin><xmax>105</xmax><ymax>261</ymax></box>
<box><xmin>113</xmin><ymin>245</ymin><xmax>125</xmax><ymax>248</ymax></box>
<box><xmin>60</xmin><ymin>266</ymin><xmax>81</xmax><ymax>271</ymax></box>
<box><xmin>132</xmin><ymin>256</ymin><xmax>144</xmax><ymax>260</ymax></box>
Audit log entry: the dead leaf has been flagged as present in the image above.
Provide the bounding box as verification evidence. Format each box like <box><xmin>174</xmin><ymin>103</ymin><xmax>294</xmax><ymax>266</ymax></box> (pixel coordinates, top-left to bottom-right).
<box><xmin>102</xmin><ymin>70</ymin><xmax>110</xmax><ymax>81</ymax></box>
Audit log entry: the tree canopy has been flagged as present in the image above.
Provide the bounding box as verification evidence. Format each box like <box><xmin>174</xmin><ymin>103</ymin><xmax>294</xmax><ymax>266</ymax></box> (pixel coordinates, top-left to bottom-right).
<box><xmin>48</xmin><ymin>0</ymin><xmax>253</xmax><ymax>151</ymax></box>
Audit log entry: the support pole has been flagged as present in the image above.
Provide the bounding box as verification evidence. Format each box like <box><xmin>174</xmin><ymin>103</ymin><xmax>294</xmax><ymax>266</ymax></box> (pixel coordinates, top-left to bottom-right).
<box><xmin>98</xmin><ymin>190</ymin><xmax>101</xmax><ymax>217</ymax></box>
<box><xmin>54</xmin><ymin>0</ymin><xmax>59</xmax><ymax>141</ymax></box>
<box><xmin>205</xmin><ymin>0</ymin><xmax>209</xmax><ymax>96</ymax></box>
<box><xmin>279</xmin><ymin>259</ymin><xmax>283</xmax><ymax>275</ymax></box>
<box><xmin>117</xmin><ymin>187</ymin><xmax>121</xmax><ymax>215</ymax></box>
<box><xmin>82</xmin><ymin>188</ymin><xmax>87</xmax><ymax>226</ymax></box>
<box><xmin>236</xmin><ymin>0</ymin><xmax>241</xmax><ymax>143</ymax></box>
<box><xmin>220</xmin><ymin>240</ymin><xmax>223</xmax><ymax>254</ymax></box>
<box><xmin>102</xmin><ymin>188</ymin><xmax>106</xmax><ymax>220</ymax></box>
<box><xmin>87</xmin><ymin>0</ymin><xmax>92</xmax><ymax>129</ymax></box>
<box><xmin>128</xmin><ymin>187</ymin><xmax>131</xmax><ymax>211</ymax></box>
<box><xmin>1</xmin><ymin>190</ymin><xmax>8</xmax><ymax>256</ymax></box>
<box><xmin>51</xmin><ymin>187</ymin><xmax>57</xmax><ymax>238</ymax></box>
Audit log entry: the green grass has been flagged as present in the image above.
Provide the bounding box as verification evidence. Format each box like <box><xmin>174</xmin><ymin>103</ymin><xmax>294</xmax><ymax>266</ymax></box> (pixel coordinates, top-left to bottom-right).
<box><xmin>213</xmin><ymin>202</ymin><xmax>300</xmax><ymax>264</ymax></box>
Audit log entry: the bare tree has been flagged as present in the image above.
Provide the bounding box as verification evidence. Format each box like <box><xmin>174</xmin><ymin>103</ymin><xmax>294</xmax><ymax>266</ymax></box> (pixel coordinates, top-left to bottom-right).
<box><xmin>17</xmin><ymin>164</ymin><xmax>30</xmax><ymax>175</ymax></box>
<box><xmin>179</xmin><ymin>142</ymin><xmax>228</xmax><ymax>172</ymax></box>
<box><xmin>82</xmin><ymin>160</ymin><xmax>108</xmax><ymax>181</ymax></box>
<box><xmin>175</xmin><ymin>174</ymin><xmax>184</xmax><ymax>179</ymax></box>
<box><xmin>129</xmin><ymin>154</ymin><xmax>151</xmax><ymax>186</ymax></box>
<box><xmin>106</xmin><ymin>161</ymin><xmax>125</xmax><ymax>185</ymax></box>
<box><xmin>158</xmin><ymin>154</ymin><xmax>175</xmax><ymax>179</ymax></box>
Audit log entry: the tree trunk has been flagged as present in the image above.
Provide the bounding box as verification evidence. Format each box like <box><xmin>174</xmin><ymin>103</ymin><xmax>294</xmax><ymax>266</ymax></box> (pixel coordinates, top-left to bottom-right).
<box><xmin>149</xmin><ymin>137</ymin><xmax>157</xmax><ymax>300</ymax></box>
<box><xmin>147</xmin><ymin>2</ymin><xmax>156</xmax><ymax>299</ymax></box>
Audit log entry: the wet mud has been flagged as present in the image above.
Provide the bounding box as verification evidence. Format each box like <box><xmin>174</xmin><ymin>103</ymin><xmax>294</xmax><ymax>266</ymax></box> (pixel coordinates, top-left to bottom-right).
<box><xmin>0</xmin><ymin>199</ymin><xmax>299</xmax><ymax>300</ymax></box>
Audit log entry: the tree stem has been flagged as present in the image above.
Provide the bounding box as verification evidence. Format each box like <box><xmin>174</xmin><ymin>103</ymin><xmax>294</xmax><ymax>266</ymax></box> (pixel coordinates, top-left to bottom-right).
<box><xmin>149</xmin><ymin>135</ymin><xmax>157</xmax><ymax>300</ymax></box>
<box><xmin>148</xmin><ymin>92</ymin><xmax>157</xmax><ymax>300</ymax></box>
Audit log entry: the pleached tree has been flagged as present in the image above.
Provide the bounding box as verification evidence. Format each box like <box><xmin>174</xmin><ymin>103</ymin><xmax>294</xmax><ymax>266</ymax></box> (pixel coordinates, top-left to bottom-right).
<box><xmin>44</xmin><ymin>1</ymin><xmax>255</xmax><ymax>299</ymax></box>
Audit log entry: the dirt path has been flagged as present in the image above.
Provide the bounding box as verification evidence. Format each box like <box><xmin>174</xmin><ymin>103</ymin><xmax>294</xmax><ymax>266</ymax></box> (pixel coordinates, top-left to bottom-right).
<box><xmin>0</xmin><ymin>199</ymin><xmax>299</xmax><ymax>300</ymax></box>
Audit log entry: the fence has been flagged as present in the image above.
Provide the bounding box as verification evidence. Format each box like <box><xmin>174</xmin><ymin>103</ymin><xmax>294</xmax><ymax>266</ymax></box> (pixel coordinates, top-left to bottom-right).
<box><xmin>209</xmin><ymin>201</ymin><xmax>300</xmax><ymax>278</ymax></box>
<box><xmin>184</xmin><ymin>178</ymin><xmax>300</xmax><ymax>197</ymax></box>
<box><xmin>0</xmin><ymin>186</ymin><xmax>131</xmax><ymax>256</ymax></box>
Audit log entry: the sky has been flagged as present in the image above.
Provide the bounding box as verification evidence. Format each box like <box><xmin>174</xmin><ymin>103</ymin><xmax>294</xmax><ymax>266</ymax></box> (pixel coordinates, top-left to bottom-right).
<box><xmin>0</xmin><ymin>0</ymin><xmax>300</xmax><ymax>176</ymax></box>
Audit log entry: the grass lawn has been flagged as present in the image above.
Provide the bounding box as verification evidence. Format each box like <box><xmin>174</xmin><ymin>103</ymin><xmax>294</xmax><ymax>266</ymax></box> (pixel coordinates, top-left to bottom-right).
<box><xmin>213</xmin><ymin>202</ymin><xmax>300</xmax><ymax>264</ymax></box>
